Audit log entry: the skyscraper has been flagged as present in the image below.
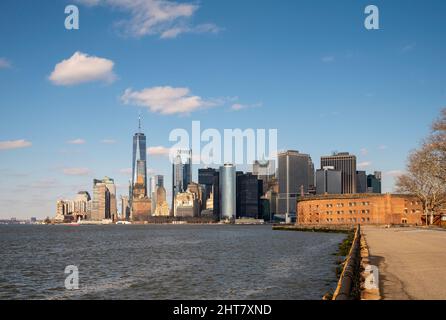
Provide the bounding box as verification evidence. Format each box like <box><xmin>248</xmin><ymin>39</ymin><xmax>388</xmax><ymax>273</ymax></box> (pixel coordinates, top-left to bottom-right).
<box><xmin>172</xmin><ymin>149</ymin><xmax>192</xmax><ymax>213</ymax></box>
<box><xmin>356</xmin><ymin>170</ymin><xmax>367</xmax><ymax>193</ymax></box>
<box><xmin>321</xmin><ymin>152</ymin><xmax>357</xmax><ymax>194</ymax></box>
<box><xmin>198</xmin><ymin>167</ymin><xmax>220</xmax><ymax>216</ymax></box>
<box><xmin>131</xmin><ymin>116</ymin><xmax>147</xmax><ymax>203</ymax></box>
<box><xmin>150</xmin><ymin>174</ymin><xmax>164</xmax><ymax>214</ymax></box>
<box><xmin>219</xmin><ymin>164</ymin><xmax>236</xmax><ymax>220</ymax></box>
<box><xmin>91</xmin><ymin>178</ymin><xmax>113</xmax><ymax>221</ymax></box>
<box><xmin>367</xmin><ymin>171</ymin><xmax>382</xmax><ymax>193</ymax></box>
<box><xmin>236</xmin><ymin>172</ymin><xmax>261</xmax><ymax>219</ymax></box>
<box><xmin>277</xmin><ymin>150</ymin><xmax>311</xmax><ymax>215</ymax></box>
<box><xmin>316</xmin><ymin>166</ymin><xmax>342</xmax><ymax>195</ymax></box>
<box><xmin>120</xmin><ymin>195</ymin><xmax>130</xmax><ymax>220</ymax></box>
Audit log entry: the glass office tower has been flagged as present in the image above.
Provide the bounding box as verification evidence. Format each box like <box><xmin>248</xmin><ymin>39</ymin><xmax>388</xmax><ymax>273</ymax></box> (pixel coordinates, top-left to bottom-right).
<box><xmin>219</xmin><ymin>164</ymin><xmax>236</xmax><ymax>220</ymax></box>
<box><xmin>131</xmin><ymin>118</ymin><xmax>147</xmax><ymax>201</ymax></box>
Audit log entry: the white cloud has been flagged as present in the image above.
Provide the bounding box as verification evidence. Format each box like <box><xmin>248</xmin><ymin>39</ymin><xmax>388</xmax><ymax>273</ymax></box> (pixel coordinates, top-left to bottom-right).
<box><xmin>0</xmin><ymin>139</ymin><xmax>32</xmax><ymax>150</ymax></box>
<box><xmin>0</xmin><ymin>58</ymin><xmax>11</xmax><ymax>69</ymax></box>
<box><xmin>160</xmin><ymin>23</ymin><xmax>220</xmax><ymax>39</ymax></box>
<box><xmin>147</xmin><ymin>146</ymin><xmax>171</xmax><ymax>156</ymax></box>
<box><xmin>122</xmin><ymin>86</ymin><xmax>219</xmax><ymax>115</ymax></box>
<box><xmin>67</xmin><ymin>138</ymin><xmax>86</xmax><ymax>145</ymax></box>
<box><xmin>76</xmin><ymin>0</ymin><xmax>220</xmax><ymax>39</ymax></box>
<box><xmin>62</xmin><ymin>167</ymin><xmax>91</xmax><ymax>176</ymax></box>
<box><xmin>49</xmin><ymin>51</ymin><xmax>116</xmax><ymax>86</ymax></box>
<box><xmin>357</xmin><ymin>161</ymin><xmax>372</xmax><ymax>169</ymax></box>
<box><xmin>230</xmin><ymin>102</ymin><xmax>262</xmax><ymax>112</ymax></box>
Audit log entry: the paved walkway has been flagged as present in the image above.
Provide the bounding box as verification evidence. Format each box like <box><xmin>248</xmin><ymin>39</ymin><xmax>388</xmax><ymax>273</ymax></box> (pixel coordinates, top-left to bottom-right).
<box><xmin>362</xmin><ymin>226</ymin><xmax>446</xmax><ymax>300</ymax></box>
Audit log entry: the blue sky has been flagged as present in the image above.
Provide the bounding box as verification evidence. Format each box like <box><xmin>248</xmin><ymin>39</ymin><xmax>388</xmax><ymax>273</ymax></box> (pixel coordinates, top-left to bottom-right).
<box><xmin>1</xmin><ymin>0</ymin><xmax>445</xmax><ymax>219</ymax></box>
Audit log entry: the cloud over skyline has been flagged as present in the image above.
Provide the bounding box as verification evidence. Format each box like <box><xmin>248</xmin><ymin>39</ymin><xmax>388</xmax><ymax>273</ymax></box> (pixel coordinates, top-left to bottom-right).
<box><xmin>76</xmin><ymin>0</ymin><xmax>220</xmax><ymax>39</ymax></box>
<box><xmin>62</xmin><ymin>167</ymin><xmax>91</xmax><ymax>176</ymax></box>
<box><xmin>147</xmin><ymin>146</ymin><xmax>171</xmax><ymax>156</ymax></box>
<box><xmin>49</xmin><ymin>52</ymin><xmax>116</xmax><ymax>86</ymax></box>
<box><xmin>0</xmin><ymin>140</ymin><xmax>32</xmax><ymax>150</ymax></box>
<box><xmin>67</xmin><ymin>138</ymin><xmax>86</xmax><ymax>145</ymax></box>
<box><xmin>121</xmin><ymin>86</ymin><xmax>219</xmax><ymax>115</ymax></box>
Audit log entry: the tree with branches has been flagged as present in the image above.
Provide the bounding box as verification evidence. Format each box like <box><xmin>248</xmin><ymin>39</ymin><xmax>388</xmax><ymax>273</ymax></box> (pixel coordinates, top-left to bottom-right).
<box><xmin>396</xmin><ymin>108</ymin><xmax>446</xmax><ymax>225</ymax></box>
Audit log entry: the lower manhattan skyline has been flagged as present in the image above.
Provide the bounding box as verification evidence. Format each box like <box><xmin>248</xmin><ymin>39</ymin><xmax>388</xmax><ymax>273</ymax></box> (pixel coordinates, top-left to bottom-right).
<box><xmin>2</xmin><ymin>0</ymin><xmax>446</xmax><ymax>308</ymax></box>
<box><xmin>1</xmin><ymin>0</ymin><xmax>446</xmax><ymax>220</ymax></box>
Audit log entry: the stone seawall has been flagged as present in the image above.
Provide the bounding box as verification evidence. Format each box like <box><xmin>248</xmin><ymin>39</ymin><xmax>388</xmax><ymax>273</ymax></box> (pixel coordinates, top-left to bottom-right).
<box><xmin>332</xmin><ymin>225</ymin><xmax>362</xmax><ymax>300</ymax></box>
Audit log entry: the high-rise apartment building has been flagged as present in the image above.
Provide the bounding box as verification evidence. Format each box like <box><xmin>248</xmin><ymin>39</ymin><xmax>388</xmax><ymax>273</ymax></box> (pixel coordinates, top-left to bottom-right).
<box><xmin>277</xmin><ymin>150</ymin><xmax>312</xmax><ymax>215</ymax></box>
<box><xmin>320</xmin><ymin>152</ymin><xmax>357</xmax><ymax>194</ymax></box>
<box><xmin>219</xmin><ymin>164</ymin><xmax>236</xmax><ymax>220</ymax></box>
<box><xmin>91</xmin><ymin>178</ymin><xmax>112</xmax><ymax>221</ymax></box>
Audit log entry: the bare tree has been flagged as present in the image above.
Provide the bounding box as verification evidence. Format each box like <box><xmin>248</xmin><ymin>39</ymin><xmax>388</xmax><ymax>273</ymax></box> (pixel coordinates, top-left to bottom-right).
<box><xmin>429</xmin><ymin>108</ymin><xmax>446</xmax><ymax>182</ymax></box>
<box><xmin>396</xmin><ymin>144</ymin><xmax>446</xmax><ymax>225</ymax></box>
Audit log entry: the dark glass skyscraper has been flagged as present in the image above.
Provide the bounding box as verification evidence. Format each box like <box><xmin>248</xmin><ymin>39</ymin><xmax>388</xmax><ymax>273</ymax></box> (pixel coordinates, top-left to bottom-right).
<box><xmin>131</xmin><ymin>117</ymin><xmax>147</xmax><ymax>201</ymax></box>
<box><xmin>321</xmin><ymin>152</ymin><xmax>357</xmax><ymax>194</ymax></box>
<box><xmin>236</xmin><ymin>172</ymin><xmax>261</xmax><ymax>219</ymax></box>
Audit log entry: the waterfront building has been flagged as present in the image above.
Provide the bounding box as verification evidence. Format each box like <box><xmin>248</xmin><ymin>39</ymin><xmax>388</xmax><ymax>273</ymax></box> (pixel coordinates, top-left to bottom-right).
<box><xmin>297</xmin><ymin>193</ymin><xmax>425</xmax><ymax>225</ymax></box>
<box><xmin>277</xmin><ymin>150</ymin><xmax>312</xmax><ymax>215</ymax></box>
<box><xmin>356</xmin><ymin>171</ymin><xmax>368</xmax><ymax>194</ymax></box>
<box><xmin>55</xmin><ymin>200</ymin><xmax>67</xmax><ymax>221</ymax></box>
<box><xmin>91</xmin><ymin>179</ymin><xmax>111</xmax><ymax>221</ymax></box>
<box><xmin>321</xmin><ymin>152</ymin><xmax>357</xmax><ymax>194</ymax></box>
<box><xmin>219</xmin><ymin>164</ymin><xmax>236</xmax><ymax>220</ymax></box>
<box><xmin>102</xmin><ymin>176</ymin><xmax>117</xmax><ymax>220</ymax></box>
<box><xmin>367</xmin><ymin>171</ymin><xmax>382</xmax><ymax>193</ymax></box>
<box><xmin>73</xmin><ymin>191</ymin><xmax>91</xmax><ymax>220</ymax></box>
<box><xmin>316</xmin><ymin>167</ymin><xmax>342</xmax><ymax>195</ymax></box>
<box><xmin>236</xmin><ymin>172</ymin><xmax>262</xmax><ymax>219</ymax></box>
<box><xmin>174</xmin><ymin>190</ymin><xmax>199</xmax><ymax>217</ymax></box>
<box><xmin>153</xmin><ymin>186</ymin><xmax>170</xmax><ymax>216</ymax></box>
<box><xmin>172</xmin><ymin>149</ymin><xmax>192</xmax><ymax>214</ymax></box>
